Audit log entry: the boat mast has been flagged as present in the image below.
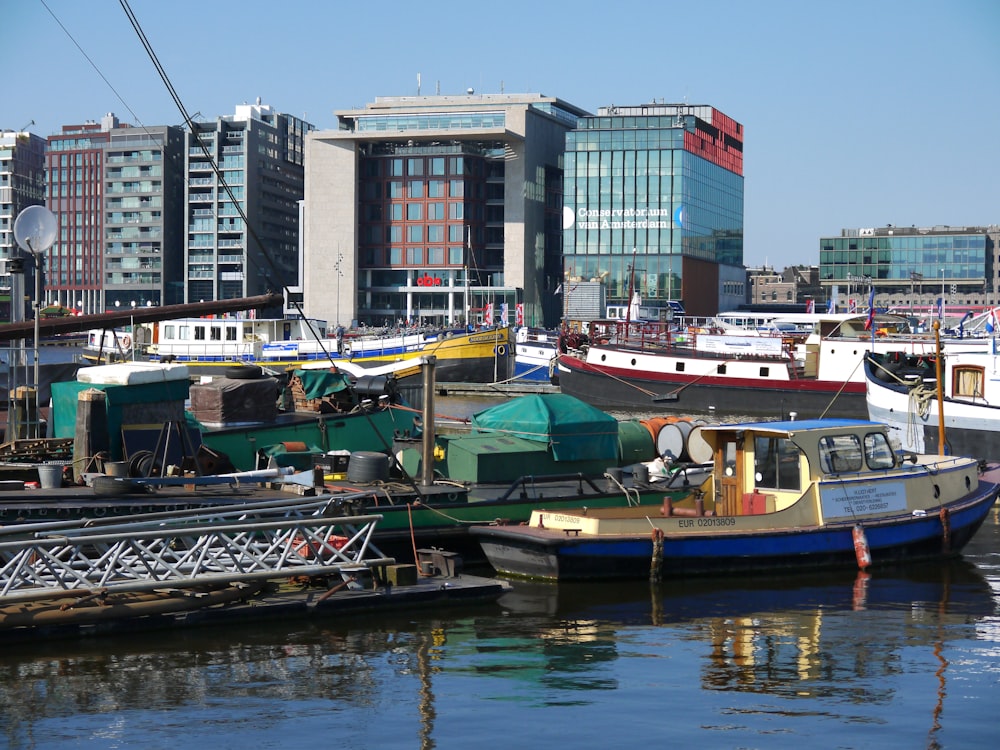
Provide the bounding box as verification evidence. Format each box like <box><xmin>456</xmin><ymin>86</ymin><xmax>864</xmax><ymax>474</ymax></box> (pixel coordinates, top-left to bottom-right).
<box><xmin>625</xmin><ymin>249</ymin><xmax>637</xmax><ymax>331</ymax></box>
<box><xmin>464</xmin><ymin>226</ymin><xmax>470</xmax><ymax>329</ymax></box>
<box><xmin>933</xmin><ymin>319</ymin><xmax>946</xmax><ymax>454</ymax></box>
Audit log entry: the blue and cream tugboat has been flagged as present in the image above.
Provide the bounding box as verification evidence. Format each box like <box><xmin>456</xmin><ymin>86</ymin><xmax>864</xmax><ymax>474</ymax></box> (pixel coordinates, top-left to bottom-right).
<box><xmin>471</xmin><ymin>418</ymin><xmax>1000</xmax><ymax>581</ymax></box>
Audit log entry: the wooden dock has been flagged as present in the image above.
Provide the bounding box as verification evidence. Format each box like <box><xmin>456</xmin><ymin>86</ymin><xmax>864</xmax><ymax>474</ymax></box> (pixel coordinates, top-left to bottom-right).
<box><xmin>0</xmin><ymin>572</ymin><xmax>510</xmax><ymax>642</ymax></box>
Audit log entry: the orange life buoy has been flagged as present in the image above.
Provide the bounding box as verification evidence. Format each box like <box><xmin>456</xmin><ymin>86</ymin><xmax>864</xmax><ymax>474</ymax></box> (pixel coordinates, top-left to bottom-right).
<box><xmin>120</xmin><ymin>335</ymin><xmax>131</xmax><ymax>348</ymax></box>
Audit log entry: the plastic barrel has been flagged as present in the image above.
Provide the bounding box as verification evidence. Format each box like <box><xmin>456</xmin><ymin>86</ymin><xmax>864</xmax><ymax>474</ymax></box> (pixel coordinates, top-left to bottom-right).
<box><xmin>618</xmin><ymin>420</ymin><xmax>656</xmax><ymax>464</ymax></box>
<box><xmin>686</xmin><ymin>424</ymin><xmax>714</xmax><ymax>465</ymax></box>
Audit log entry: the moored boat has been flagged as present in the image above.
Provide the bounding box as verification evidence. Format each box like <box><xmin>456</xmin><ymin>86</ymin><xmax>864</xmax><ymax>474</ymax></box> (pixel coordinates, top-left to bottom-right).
<box><xmin>83</xmin><ymin>317</ymin><xmax>512</xmax><ymax>383</ymax></box>
<box><xmin>337</xmin><ymin>392</ymin><xmax>712</xmax><ymax>558</ymax></box>
<box><xmin>512</xmin><ymin>326</ymin><xmax>559</xmax><ymax>384</ymax></box>
<box><xmin>47</xmin><ymin>359</ymin><xmax>417</xmax><ymax>474</ymax></box>
<box><xmin>864</xmin><ymin>346</ymin><xmax>1000</xmax><ymax>461</ymax></box>
<box><xmin>470</xmin><ymin>418</ymin><xmax>1000</xmax><ymax>581</ymax></box>
<box><xmin>556</xmin><ymin>312</ymin><xmax>993</xmax><ymax>419</ymax></box>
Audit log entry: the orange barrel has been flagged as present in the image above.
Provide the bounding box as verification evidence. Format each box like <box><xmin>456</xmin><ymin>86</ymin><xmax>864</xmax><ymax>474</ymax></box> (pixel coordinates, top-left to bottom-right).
<box><xmin>685</xmin><ymin>424</ymin><xmax>714</xmax><ymax>465</ymax></box>
<box><xmin>657</xmin><ymin>420</ymin><xmax>693</xmax><ymax>461</ymax></box>
<box><xmin>641</xmin><ymin>416</ymin><xmax>673</xmax><ymax>445</ymax></box>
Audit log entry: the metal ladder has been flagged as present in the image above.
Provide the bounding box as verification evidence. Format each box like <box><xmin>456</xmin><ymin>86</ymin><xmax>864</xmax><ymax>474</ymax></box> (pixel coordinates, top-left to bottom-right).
<box><xmin>0</xmin><ymin>495</ymin><xmax>393</xmax><ymax>604</ymax></box>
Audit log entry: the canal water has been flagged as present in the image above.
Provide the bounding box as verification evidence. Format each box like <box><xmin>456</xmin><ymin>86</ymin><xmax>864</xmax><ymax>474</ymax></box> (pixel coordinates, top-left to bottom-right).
<box><xmin>1</xmin><ymin>510</ymin><xmax>997</xmax><ymax>749</ymax></box>
<box><xmin>1</xmin><ymin>383</ymin><xmax>998</xmax><ymax>749</ymax></box>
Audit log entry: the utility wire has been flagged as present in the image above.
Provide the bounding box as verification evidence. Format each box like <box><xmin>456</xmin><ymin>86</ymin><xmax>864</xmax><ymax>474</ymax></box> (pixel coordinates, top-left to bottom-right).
<box><xmin>42</xmin><ymin>0</ymin><xmax>331</xmax><ymax>357</ymax></box>
<box><xmin>40</xmin><ymin>0</ymin><xmax>145</xmax><ymax>130</ymax></box>
<box><xmin>117</xmin><ymin>0</ymin><xmax>324</xmax><ymax>353</ymax></box>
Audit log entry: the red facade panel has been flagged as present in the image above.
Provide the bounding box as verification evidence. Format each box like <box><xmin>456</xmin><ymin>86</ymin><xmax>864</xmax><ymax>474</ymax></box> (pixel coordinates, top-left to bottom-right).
<box><xmin>683</xmin><ymin>107</ymin><xmax>743</xmax><ymax>176</ymax></box>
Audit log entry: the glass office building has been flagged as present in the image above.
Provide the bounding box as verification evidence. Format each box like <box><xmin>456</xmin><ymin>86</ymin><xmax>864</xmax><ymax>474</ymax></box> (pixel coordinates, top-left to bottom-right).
<box><xmin>819</xmin><ymin>226</ymin><xmax>1000</xmax><ymax>315</ymax></box>
<box><xmin>562</xmin><ymin>104</ymin><xmax>744</xmax><ymax>316</ymax></box>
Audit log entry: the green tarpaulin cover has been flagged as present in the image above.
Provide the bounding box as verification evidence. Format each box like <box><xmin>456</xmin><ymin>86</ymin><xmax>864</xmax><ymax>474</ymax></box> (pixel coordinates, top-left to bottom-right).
<box><xmin>470</xmin><ymin>393</ymin><xmax>618</xmax><ymax>461</ymax></box>
<box><xmin>294</xmin><ymin>369</ymin><xmax>352</xmax><ymax>400</ymax></box>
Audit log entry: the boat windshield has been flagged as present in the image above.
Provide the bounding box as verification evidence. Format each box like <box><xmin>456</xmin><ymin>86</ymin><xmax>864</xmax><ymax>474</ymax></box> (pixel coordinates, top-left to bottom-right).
<box><xmin>753</xmin><ymin>436</ymin><xmax>801</xmax><ymax>491</ymax></box>
<box><xmin>864</xmin><ymin>432</ymin><xmax>896</xmax><ymax>469</ymax></box>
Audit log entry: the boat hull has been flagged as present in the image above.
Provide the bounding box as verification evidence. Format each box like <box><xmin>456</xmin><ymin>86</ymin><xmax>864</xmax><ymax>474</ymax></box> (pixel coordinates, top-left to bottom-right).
<box><xmin>350</xmin><ymin>479</ymin><xmax>694</xmax><ymax>560</ymax></box>
<box><xmin>513</xmin><ymin>329</ymin><xmax>559</xmax><ymax>383</ymax></box>
<box><xmin>557</xmin><ymin>353</ymin><xmax>866</xmax><ymax>419</ymax></box>
<box><xmin>472</xmin><ymin>481</ymin><xmax>999</xmax><ymax>581</ymax></box>
<box><xmin>864</xmin><ymin>354</ymin><xmax>1000</xmax><ymax>461</ymax></box>
<box><xmin>121</xmin><ymin>327</ymin><xmax>512</xmax><ymax>383</ymax></box>
<box><xmin>199</xmin><ymin>407</ymin><xmax>412</xmax><ymax>473</ymax></box>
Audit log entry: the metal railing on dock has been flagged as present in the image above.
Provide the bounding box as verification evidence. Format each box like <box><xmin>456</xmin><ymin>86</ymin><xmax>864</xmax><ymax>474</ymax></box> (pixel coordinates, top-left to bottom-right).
<box><xmin>0</xmin><ymin>496</ymin><xmax>392</xmax><ymax>604</ymax></box>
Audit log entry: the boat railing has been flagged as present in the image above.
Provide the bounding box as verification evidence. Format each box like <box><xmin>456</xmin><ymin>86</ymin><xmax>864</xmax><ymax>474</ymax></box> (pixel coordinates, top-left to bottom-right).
<box><xmin>150</xmin><ymin>338</ymin><xmax>264</xmax><ymax>362</ymax></box>
<box><xmin>586</xmin><ymin>319</ymin><xmax>797</xmax><ymax>361</ymax></box>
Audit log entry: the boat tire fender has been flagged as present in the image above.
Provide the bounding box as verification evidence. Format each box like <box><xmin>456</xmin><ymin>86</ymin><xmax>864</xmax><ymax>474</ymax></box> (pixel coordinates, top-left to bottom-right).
<box><xmin>91</xmin><ymin>476</ymin><xmax>147</xmax><ymax>497</ymax></box>
<box><xmin>226</xmin><ymin>364</ymin><xmax>263</xmax><ymax>380</ymax></box>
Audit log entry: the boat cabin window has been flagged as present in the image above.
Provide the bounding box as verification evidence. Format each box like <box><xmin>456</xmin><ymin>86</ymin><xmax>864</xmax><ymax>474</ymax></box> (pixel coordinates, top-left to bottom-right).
<box><xmin>863</xmin><ymin>432</ymin><xmax>895</xmax><ymax>470</ymax></box>
<box><xmin>753</xmin><ymin>436</ymin><xmax>801</xmax><ymax>491</ymax></box>
<box><xmin>818</xmin><ymin>435</ymin><xmax>863</xmax><ymax>474</ymax></box>
<box><xmin>194</xmin><ymin>326</ymin><xmax>206</xmax><ymax>341</ymax></box>
<box><xmin>210</xmin><ymin>325</ymin><xmax>222</xmax><ymax>341</ymax></box>
<box><xmin>953</xmin><ymin>366</ymin><xmax>985</xmax><ymax>399</ymax></box>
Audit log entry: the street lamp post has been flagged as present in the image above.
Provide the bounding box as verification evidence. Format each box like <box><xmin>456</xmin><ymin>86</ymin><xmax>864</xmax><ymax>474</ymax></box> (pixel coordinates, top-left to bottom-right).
<box><xmin>13</xmin><ymin>206</ymin><xmax>57</xmax><ymax>435</ymax></box>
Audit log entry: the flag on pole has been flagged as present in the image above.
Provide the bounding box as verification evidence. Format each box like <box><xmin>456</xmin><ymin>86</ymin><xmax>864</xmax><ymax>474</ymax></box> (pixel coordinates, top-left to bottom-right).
<box><xmin>864</xmin><ymin>286</ymin><xmax>876</xmax><ymax>331</ymax></box>
<box><xmin>485</xmin><ymin>302</ymin><xmax>494</xmax><ymax>327</ymax></box>
<box><xmin>500</xmin><ymin>302</ymin><xmax>508</xmax><ymax>325</ymax></box>
<box><xmin>987</xmin><ymin>307</ymin><xmax>997</xmax><ymax>334</ymax></box>
<box><xmin>827</xmin><ymin>297</ymin><xmax>836</xmax><ymax>314</ymax></box>
<box><xmin>805</xmin><ymin>299</ymin><xmax>815</xmax><ymax>314</ymax></box>
<box><xmin>515</xmin><ymin>303</ymin><xmax>524</xmax><ymax>326</ymax></box>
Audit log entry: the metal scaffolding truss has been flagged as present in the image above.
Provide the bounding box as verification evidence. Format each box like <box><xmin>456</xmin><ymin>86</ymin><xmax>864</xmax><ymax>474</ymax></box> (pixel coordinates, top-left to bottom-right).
<box><xmin>0</xmin><ymin>496</ymin><xmax>394</xmax><ymax>604</ymax></box>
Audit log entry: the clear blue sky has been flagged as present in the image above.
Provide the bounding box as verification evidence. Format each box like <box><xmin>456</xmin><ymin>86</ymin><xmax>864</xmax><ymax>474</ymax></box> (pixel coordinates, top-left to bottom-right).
<box><xmin>5</xmin><ymin>0</ymin><xmax>998</xmax><ymax>270</ymax></box>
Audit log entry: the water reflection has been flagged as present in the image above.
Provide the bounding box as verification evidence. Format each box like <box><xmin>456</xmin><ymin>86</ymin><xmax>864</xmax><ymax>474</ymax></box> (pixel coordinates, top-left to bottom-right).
<box><xmin>493</xmin><ymin>559</ymin><xmax>995</xmax><ymax>698</ymax></box>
